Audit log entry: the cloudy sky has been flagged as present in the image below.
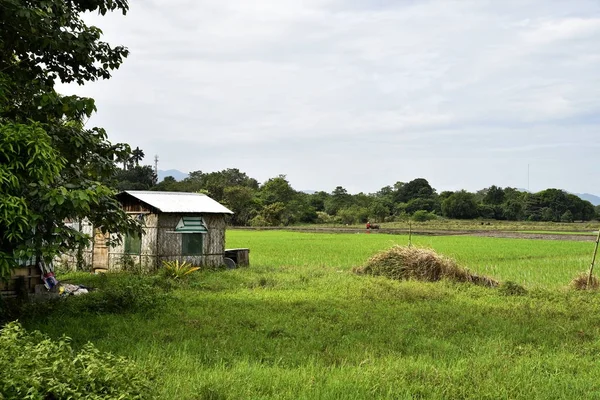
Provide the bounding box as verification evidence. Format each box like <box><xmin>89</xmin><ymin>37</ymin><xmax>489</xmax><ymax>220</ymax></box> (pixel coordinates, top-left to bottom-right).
<box><xmin>62</xmin><ymin>0</ymin><xmax>600</xmax><ymax>194</ymax></box>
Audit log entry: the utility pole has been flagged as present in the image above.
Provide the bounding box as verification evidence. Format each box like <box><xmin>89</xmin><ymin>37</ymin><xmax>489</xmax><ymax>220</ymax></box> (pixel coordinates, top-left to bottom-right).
<box><xmin>154</xmin><ymin>155</ymin><xmax>159</xmax><ymax>184</ymax></box>
<box><xmin>527</xmin><ymin>163</ymin><xmax>530</xmax><ymax>192</ymax></box>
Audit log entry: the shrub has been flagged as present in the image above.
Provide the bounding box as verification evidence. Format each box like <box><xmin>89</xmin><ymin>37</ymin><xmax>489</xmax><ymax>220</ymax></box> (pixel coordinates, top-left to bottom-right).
<box><xmin>0</xmin><ymin>322</ymin><xmax>155</xmax><ymax>399</ymax></box>
<box><xmin>70</xmin><ymin>274</ymin><xmax>168</xmax><ymax>314</ymax></box>
<box><xmin>160</xmin><ymin>260</ymin><xmax>200</xmax><ymax>280</ymax></box>
<box><xmin>412</xmin><ymin>210</ymin><xmax>437</xmax><ymax>222</ymax></box>
<box><xmin>498</xmin><ymin>281</ymin><xmax>527</xmax><ymax>296</ymax></box>
<box><xmin>316</xmin><ymin>211</ymin><xmax>334</xmax><ymax>224</ymax></box>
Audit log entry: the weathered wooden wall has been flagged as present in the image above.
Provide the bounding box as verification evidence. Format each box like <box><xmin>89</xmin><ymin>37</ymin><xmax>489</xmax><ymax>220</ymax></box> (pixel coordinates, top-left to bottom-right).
<box><xmin>108</xmin><ymin>213</ymin><xmax>159</xmax><ymax>272</ymax></box>
<box><xmin>156</xmin><ymin>213</ymin><xmax>226</xmax><ymax>267</ymax></box>
<box><xmin>54</xmin><ymin>219</ymin><xmax>94</xmax><ymax>271</ymax></box>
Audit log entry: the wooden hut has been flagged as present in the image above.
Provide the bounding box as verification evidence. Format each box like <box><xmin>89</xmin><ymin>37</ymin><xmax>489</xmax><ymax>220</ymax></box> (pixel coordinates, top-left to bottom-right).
<box><xmin>88</xmin><ymin>191</ymin><xmax>233</xmax><ymax>272</ymax></box>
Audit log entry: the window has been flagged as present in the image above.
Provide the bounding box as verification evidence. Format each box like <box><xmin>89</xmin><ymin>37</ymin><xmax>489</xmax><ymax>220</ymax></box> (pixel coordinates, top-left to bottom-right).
<box><xmin>124</xmin><ymin>234</ymin><xmax>142</xmax><ymax>255</ymax></box>
<box><xmin>182</xmin><ymin>234</ymin><xmax>203</xmax><ymax>256</ymax></box>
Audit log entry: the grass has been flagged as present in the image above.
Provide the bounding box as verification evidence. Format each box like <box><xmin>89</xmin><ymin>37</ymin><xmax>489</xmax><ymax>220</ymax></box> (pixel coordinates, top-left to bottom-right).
<box><xmin>226</xmin><ymin>230</ymin><xmax>592</xmax><ymax>288</ymax></box>
<box><xmin>518</xmin><ymin>230</ymin><xmax>598</xmax><ymax>235</ymax></box>
<box><xmin>300</xmin><ymin>219</ymin><xmax>600</xmax><ymax>233</ymax></box>
<box><xmin>14</xmin><ymin>230</ymin><xmax>600</xmax><ymax>399</ymax></box>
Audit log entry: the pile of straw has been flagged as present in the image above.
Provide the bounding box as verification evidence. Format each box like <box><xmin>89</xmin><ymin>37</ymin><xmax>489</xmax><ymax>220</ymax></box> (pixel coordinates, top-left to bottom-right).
<box><xmin>354</xmin><ymin>245</ymin><xmax>498</xmax><ymax>287</ymax></box>
<box><xmin>570</xmin><ymin>273</ymin><xmax>600</xmax><ymax>291</ymax></box>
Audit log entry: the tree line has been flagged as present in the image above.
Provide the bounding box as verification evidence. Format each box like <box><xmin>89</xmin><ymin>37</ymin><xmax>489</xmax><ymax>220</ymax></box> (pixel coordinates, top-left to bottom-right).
<box><xmin>116</xmin><ymin>165</ymin><xmax>600</xmax><ymax>226</ymax></box>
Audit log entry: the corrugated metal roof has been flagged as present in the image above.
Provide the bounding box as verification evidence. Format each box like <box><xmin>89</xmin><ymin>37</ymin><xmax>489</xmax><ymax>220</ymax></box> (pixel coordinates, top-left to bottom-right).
<box><xmin>121</xmin><ymin>191</ymin><xmax>234</xmax><ymax>214</ymax></box>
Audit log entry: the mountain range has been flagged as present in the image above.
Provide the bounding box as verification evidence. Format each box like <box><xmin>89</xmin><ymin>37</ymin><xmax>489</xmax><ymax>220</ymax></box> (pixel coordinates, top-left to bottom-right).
<box><xmin>157</xmin><ymin>169</ymin><xmax>189</xmax><ymax>182</ymax></box>
<box><xmin>157</xmin><ymin>169</ymin><xmax>600</xmax><ymax>205</ymax></box>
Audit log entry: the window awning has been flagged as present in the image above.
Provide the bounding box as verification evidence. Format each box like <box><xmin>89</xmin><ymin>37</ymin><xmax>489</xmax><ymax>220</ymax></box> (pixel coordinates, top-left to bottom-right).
<box><xmin>175</xmin><ymin>217</ymin><xmax>208</xmax><ymax>233</ymax></box>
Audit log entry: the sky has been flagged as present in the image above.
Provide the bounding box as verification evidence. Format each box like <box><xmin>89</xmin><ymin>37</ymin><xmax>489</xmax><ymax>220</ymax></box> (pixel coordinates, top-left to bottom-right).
<box><xmin>59</xmin><ymin>0</ymin><xmax>600</xmax><ymax>194</ymax></box>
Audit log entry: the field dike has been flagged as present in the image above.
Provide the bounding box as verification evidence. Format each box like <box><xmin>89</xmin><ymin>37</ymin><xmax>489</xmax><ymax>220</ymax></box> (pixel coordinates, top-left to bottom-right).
<box><xmin>354</xmin><ymin>245</ymin><xmax>499</xmax><ymax>287</ymax></box>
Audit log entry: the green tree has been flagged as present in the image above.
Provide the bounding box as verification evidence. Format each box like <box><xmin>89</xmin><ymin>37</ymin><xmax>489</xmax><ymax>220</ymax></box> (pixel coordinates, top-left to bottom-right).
<box><xmin>395</xmin><ymin>178</ymin><xmax>435</xmax><ymax>203</ymax></box>
<box><xmin>308</xmin><ymin>191</ymin><xmax>329</xmax><ymax>212</ymax></box>
<box><xmin>442</xmin><ymin>191</ymin><xmax>479</xmax><ymax>219</ymax></box>
<box><xmin>260</xmin><ymin>175</ymin><xmax>297</xmax><ymax>206</ymax></box>
<box><xmin>253</xmin><ymin>202</ymin><xmax>286</xmax><ymax>226</ymax></box>
<box><xmin>152</xmin><ymin>176</ymin><xmax>180</xmax><ymax>192</ymax></box>
<box><xmin>114</xmin><ymin>165</ymin><xmax>156</xmax><ymax>191</ymax></box>
<box><xmin>405</xmin><ymin>198</ymin><xmax>438</xmax><ymax>214</ymax></box>
<box><xmin>561</xmin><ymin>210</ymin><xmax>574</xmax><ymax>223</ymax></box>
<box><xmin>325</xmin><ymin>186</ymin><xmax>352</xmax><ymax>215</ymax></box>
<box><xmin>130</xmin><ymin>146</ymin><xmax>145</xmax><ymax>167</ymax></box>
<box><xmin>223</xmin><ymin>186</ymin><xmax>258</xmax><ymax>226</ymax></box>
<box><xmin>483</xmin><ymin>185</ymin><xmax>505</xmax><ymax>205</ymax></box>
<box><xmin>0</xmin><ymin>0</ymin><xmax>140</xmax><ymax>277</ymax></box>
<box><xmin>369</xmin><ymin>200</ymin><xmax>390</xmax><ymax>222</ymax></box>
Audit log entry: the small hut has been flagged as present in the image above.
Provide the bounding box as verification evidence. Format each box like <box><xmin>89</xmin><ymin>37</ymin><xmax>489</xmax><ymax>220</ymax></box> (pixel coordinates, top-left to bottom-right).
<box><xmin>86</xmin><ymin>191</ymin><xmax>233</xmax><ymax>272</ymax></box>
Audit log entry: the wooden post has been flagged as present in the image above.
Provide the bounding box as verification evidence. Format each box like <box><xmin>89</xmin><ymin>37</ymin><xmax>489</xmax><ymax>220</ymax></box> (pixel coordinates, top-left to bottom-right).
<box><xmin>588</xmin><ymin>228</ymin><xmax>600</xmax><ymax>286</ymax></box>
<box><xmin>408</xmin><ymin>221</ymin><xmax>412</xmax><ymax>248</ymax></box>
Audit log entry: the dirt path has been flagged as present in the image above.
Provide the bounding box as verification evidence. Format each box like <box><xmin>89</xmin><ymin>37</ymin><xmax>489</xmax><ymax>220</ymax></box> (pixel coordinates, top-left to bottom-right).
<box><xmin>234</xmin><ymin>226</ymin><xmax>597</xmax><ymax>241</ymax></box>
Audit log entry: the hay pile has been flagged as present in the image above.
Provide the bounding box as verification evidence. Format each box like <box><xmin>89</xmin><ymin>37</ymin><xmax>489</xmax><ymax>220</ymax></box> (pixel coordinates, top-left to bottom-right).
<box><xmin>354</xmin><ymin>245</ymin><xmax>498</xmax><ymax>287</ymax></box>
<box><xmin>570</xmin><ymin>273</ymin><xmax>600</xmax><ymax>291</ymax></box>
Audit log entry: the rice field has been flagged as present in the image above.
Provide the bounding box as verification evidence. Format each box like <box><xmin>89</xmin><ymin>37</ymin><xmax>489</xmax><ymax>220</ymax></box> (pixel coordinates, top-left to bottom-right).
<box><xmin>17</xmin><ymin>230</ymin><xmax>600</xmax><ymax>399</ymax></box>
<box><xmin>227</xmin><ymin>230</ymin><xmax>593</xmax><ymax>288</ymax></box>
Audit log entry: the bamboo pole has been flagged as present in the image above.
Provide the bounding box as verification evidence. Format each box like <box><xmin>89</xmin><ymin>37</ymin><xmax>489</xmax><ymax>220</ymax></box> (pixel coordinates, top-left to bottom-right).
<box><xmin>587</xmin><ymin>228</ymin><xmax>600</xmax><ymax>287</ymax></box>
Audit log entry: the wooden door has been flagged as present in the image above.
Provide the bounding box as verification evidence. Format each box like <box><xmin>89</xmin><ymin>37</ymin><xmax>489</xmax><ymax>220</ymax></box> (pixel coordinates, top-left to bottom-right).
<box><xmin>92</xmin><ymin>229</ymin><xmax>109</xmax><ymax>271</ymax></box>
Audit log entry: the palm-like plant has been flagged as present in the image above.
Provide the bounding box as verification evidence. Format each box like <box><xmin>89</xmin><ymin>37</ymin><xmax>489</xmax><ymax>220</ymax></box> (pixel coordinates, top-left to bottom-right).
<box><xmin>161</xmin><ymin>260</ymin><xmax>200</xmax><ymax>280</ymax></box>
<box><xmin>131</xmin><ymin>147</ymin><xmax>145</xmax><ymax>167</ymax></box>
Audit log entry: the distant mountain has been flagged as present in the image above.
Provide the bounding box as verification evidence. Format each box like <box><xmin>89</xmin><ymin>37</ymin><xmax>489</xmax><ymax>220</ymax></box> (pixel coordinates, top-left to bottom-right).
<box><xmin>157</xmin><ymin>169</ymin><xmax>188</xmax><ymax>182</ymax></box>
<box><xmin>575</xmin><ymin>193</ymin><xmax>600</xmax><ymax>206</ymax></box>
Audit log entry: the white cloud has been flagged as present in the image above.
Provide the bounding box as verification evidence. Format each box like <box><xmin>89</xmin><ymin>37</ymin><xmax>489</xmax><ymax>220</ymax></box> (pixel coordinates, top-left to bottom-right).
<box><xmin>58</xmin><ymin>0</ymin><xmax>600</xmax><ymax>193</ymax></box>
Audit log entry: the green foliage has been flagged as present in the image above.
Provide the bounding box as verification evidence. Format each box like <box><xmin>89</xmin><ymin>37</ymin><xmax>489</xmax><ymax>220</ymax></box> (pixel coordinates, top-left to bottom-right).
<box><xmin>62</xmin><ymin>274</ymin><xmax>169</xmax><ymax>315</ymax></box>
<box><xmin>0</xmin><ymin>322</ymin><xmax>154</xmax><ymax>399</ymax></box>
<box><xmin>315</xmin><ymin>211</ymin><xmax>335</xmax><ymax>224</ymax></box>
<box><xmin>483</xmin><ymin>185</ymin><xmax>505</xmax><ymax>205</ymax></box>
<box><xmin>337</xmin><ymin>206</ymin><xmax>369</xmax><ymax>225</ymax></box>
<box><xmin>0</xmin><ymin>0</ymin><xmax>141</xmax><ymax>278</ymax></box>
<box><xmin>260</xmin><ymin>175</ymin><xmax>296</xmax><ymax>206</ymax></box>
<box><xmin>368</xmin><ymin>200</ymin><xmax>390</xmax><ymax>222</ymax></box>
<box><xmin>252</xmin><ymin>202</ymin><xmax>287</xmax><ymax>226</ymax></box>
<box><xmin>442</xmin><ymin>190</ymin><xmax>479</xmax><ymax>219</ymax></box>
<box><xmin>222</xmin><ymin>185</ymin><xmax>259</xmax><ymax>225</ymax></box>
<box><xmin>115</xmin><ymin>165</ymin><xmax>156</xmax><ymax>191</ymax></box>
<box><xmin>324</xmin><ymin>186</ymin><xmax>352</xmax><ymax>215</ymax></box>
<box><xmin>394</xmin><ymin>178</ymin><xmax>436</xmax><ymax>203</ymax></box>
<box><xmin>411</xmin><ymin>210</ymin><xmax>437</xmax><ymax>222</ymax></box>
<box><xmin>161</xmin><ymin>260</ymin><xmax>200</xmax><ymax>280</ymax></box>
<box><xmin>561</xmin><ymin>210</ymin><xmax>574</xmax><ymax>223</ymax></box>
<box><xmin>498</xmin><ymin>281</ymin><xmax>528</xmax><ymax>296</ymax></box>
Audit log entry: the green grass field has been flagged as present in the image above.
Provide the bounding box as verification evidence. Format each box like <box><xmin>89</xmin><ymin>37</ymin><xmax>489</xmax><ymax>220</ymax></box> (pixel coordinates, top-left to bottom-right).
<box><xmin>21</xmin><ymin>230</ymin><xmax>600</xmax><ymax>399</ymax></box>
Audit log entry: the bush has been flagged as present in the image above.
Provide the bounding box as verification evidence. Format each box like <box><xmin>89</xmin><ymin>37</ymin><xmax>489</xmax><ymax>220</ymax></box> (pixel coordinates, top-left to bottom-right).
<box><xmin>0</xmin><ymin>322</ymin><xmax>155</xmax><ymax>399</ymax></box>
<box><xmin>69</xmin><ymin>274</ymin><xmax>169</xmax><ymax>314</ymax></box>
<box><xmin>498</xmin><ymin>281</ymin><xmax>527</xmax><ymax>296</ymax></box>
<box><xmin>412</xmin><ymin>210</ymin><xmax>437</xmax><ymax>222</ymax></box>
<box><xmin>160</xmin><ymin>260</ymin><xmax>200</xmax><ymax>280</ymax></box>
<box><xmin>22</xmin><ymin>274</ymin><xmax>171</xmax><ymax>320</ymax></box>
<box><xmin>316</xmin><ymin>211</ymin><xmax>334</xmax><ymax>224</ymax></box>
